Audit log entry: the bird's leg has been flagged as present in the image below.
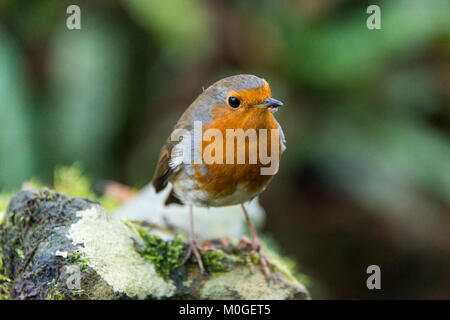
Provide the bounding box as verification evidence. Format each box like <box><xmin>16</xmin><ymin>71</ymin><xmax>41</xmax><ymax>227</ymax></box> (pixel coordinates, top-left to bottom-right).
<box><xmin>241</xmin><ymin>204</ymin><xmax>272</xmax><ymax>280</ymax></box>
<box><xmin>182</xmin><ymin>205</ymin><xmax>206</xmax><ymax>273</ymax></box>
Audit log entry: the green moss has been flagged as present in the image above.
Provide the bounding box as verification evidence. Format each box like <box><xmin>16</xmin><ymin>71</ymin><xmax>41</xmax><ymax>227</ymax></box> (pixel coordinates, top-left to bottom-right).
<box><xmin>69</xmin><ymin>288</ymin><xmax>89</xmax><ymax>299</ymax></box>
<box><xmin>68</xmin><ymin>250</ymin><xmax>90</xmax><ymax>271</ymax></box>
<box><xmin>201</xmin><ymin>249</ymin><xmax>247</xmax><ymax>273</ymax></box>
<box><xmin>45</xmin><ymin>288</ymin><xmax>65</xmax><ymax>300</ymax></box>
<box><xmin>0</xmin><ymin>277</ymin><xmax>10</xmax><ymax>300</ymax></box>
<box><xmin>15</xmin><ymin>248</ymin><xmax>25</xmax><ymax>260</ymax></box>
<box><xmin>42</xmin><ymin>280</ymin><xmax>65</xmax><ymax>300</ymax></box>
<box><xmin>136</xmin><ymin>227</ymin><xmax>185</xmax><ymax>280</ymax></box>
<box><xmin>135</xmin><ymin>224</ymin><xmax>254</xmax><ymax>277</ymax></box>
<box><xmin>0</xmin><ymin>256</ymin><xmax>10</xmax><ymax>300</ymax></box>
<box><xmin>200</xmin><ymin>250</ymin><xmax>228</xmax><ymax>272</ymax></box>
<box><xmin>69</xmin><ymin>208</ymin><xmax>175</xmax><ymax>299</ymax></box>
<box><xmin>42</xmin><ymin>278</ymin><xmax>89</xmax><ymax>300</ymax></box>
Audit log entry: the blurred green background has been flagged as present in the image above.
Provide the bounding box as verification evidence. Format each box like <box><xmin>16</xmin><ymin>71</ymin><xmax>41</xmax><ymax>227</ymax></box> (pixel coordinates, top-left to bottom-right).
<box><xmin>0</xmin><ymin>0</ymin><xmax>449</xmax><ymax>299</ymax></box>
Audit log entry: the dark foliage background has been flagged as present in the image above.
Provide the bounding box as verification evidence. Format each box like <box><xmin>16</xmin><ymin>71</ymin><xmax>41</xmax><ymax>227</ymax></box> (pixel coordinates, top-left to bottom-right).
<box><xmin>0</xmin><ymin>0</ymin><xmax>449</xmax><ymax>298</ymax></box>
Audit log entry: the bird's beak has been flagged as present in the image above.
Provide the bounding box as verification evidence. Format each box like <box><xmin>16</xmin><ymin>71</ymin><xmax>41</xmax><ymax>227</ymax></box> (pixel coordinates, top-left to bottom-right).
<box><xmin>253</xmin><ymin>97</ymin><xmax>284</xmax><ymax>109</ymax></box>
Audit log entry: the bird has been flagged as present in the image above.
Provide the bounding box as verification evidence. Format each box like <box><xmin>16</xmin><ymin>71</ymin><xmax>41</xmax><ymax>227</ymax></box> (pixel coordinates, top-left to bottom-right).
<box><xmin>152</xmin><ymin>74</ymin><xmax>286</xmax><ymax>279</ymax></box>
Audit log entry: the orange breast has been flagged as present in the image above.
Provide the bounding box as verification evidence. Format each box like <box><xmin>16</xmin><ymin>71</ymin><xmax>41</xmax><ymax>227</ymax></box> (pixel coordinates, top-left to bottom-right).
<box><xmin>194</xmin><ymin>106</ymin><xmax>281</xmax><ymax>199</ymax></box>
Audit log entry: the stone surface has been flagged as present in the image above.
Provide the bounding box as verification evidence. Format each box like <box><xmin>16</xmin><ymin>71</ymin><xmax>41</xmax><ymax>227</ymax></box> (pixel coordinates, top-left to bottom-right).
<box><xmin>0</xmin><ymin>190</ymin><xmax>309</xmax><ymax>300</ymax></box>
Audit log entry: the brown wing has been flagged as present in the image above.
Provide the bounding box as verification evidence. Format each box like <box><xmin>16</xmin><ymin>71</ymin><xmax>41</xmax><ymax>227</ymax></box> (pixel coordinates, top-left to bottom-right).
<box><xmin>151</xmin><ymin>141</ymin><xmax>177</xmax><ymax>193</ymax></box>
<box><xmin>152</xmin><ymin>103</ymin><xmax>193</xmax><ymax>198</ymax></box>
<box><xmin>152</xmin><ymin>140</ymin><xmax>184</xmax><ymax>205</ymax></box>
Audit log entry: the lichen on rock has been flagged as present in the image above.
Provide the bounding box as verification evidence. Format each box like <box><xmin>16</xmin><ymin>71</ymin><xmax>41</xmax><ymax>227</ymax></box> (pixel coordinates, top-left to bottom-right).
<box><xmin>201</xmin><ymin>266</ymin><xmax>308</xmax><ymax>300</ymax></box>
<box><xmin>134</xmin><ymin>222</ymin><xmax>309</xmax><ymax>300</ymax></box>
<box><xmin>0</xmin><ymin>189</ymin><xmax>310</xmax><ymax>300</ymax></box>
<box><xmin>67</xmin><ymin>206</ymin><xmax>175</xmax><ymax>299</ymax></box>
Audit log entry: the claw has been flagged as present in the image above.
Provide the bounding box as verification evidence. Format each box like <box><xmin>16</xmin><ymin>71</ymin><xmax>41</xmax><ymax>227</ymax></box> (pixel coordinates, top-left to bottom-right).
<box><xmin>251</xmin><ymin>238</ymin><xmax>273</xmax><ymax>281</ymax></box>
<box><xmin>183</xmin><ymin>205</ymin><xmax>207</xmax><ymax>274</ymax></box>
<box><xmin>182</xmin><ymin>237</ymin><xmax>206</xmax><ymax>273</ymax></box>
<box><xmin>241</xmin><ymin>204</ymin><xmax>274</xmax><ymax>282</ymax></box>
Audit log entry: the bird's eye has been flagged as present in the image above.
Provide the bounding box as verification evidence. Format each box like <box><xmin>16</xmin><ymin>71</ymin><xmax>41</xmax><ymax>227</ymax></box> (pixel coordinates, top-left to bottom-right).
<box><xmin>228</xmin><ymin>96</ymin><xmax>241</xmax><ymax>108</ymax></box>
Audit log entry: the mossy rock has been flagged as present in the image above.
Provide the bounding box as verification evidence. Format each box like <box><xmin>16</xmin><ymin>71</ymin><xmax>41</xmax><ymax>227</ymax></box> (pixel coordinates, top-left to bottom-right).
<box><xmin>0</xmin><ymin>190</ymin><xmax>309</xmax><ymax>300</ymax></box>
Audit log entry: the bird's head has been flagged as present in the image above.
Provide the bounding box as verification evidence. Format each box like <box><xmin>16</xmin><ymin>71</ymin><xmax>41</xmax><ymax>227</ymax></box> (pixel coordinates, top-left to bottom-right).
<box><xmin>188</xmin><ymin>75</ymin><xmax>283</xmax><ymax>124</ymax></box>
<box><xmin>209</xmin><ymin>74</ymin><xmax>282</xmax><ymax>111</ymax></box>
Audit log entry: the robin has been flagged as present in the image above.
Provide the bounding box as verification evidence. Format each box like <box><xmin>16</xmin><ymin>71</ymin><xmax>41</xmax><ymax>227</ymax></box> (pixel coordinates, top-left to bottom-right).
<box><xmin>152</xmin><ymin>74</ymin><xmax>285</xmax><ymax>278</ymax></box>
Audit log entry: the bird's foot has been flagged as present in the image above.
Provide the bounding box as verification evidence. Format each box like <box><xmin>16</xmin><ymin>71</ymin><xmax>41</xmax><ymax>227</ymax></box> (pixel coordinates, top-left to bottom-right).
<box><xmin>239</xmin><ymin>236</ymin><xmax>274</xmax><ymax>281</ymax></box>
<box><xmin>182</xmin><ymin>237</ymin><xmax>207</xmax><ymax>274</ymax></box>
<box><xmin>252</xmin><ymin>238</ymin><xmax>274</xmax><ymax>281</ymax></box>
